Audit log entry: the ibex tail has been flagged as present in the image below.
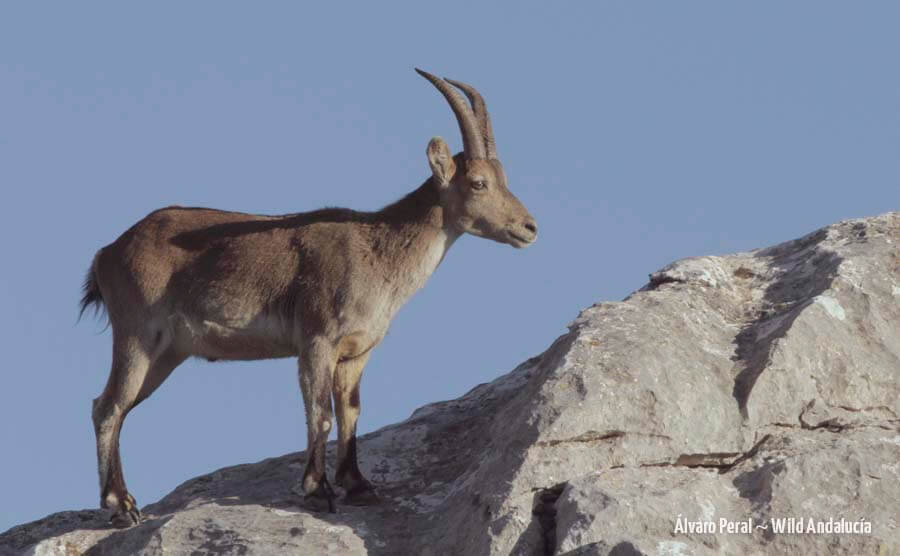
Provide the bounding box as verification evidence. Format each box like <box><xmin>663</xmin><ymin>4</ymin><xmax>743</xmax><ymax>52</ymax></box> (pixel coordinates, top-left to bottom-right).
<box><xmin>79</xmin><ymin>252</ymin><xmax>105</xmax><ymax>321</ymax></box>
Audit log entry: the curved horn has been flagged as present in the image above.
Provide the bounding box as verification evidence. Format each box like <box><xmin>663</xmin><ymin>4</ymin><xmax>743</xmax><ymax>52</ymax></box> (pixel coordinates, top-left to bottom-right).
<box><xmin>415</xmin><ymin>68</ymin><xmax>487</xmax><ymax>160</ymax></box>
<box><xmin>445</xmin><ymin>78</ymin><xmax>497</xmax><ymax>160</ymax></box>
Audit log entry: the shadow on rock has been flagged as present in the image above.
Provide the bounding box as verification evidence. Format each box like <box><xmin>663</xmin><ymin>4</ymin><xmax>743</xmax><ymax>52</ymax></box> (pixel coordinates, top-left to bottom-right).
<box><xmin>732</xmin><ymin>459</ymin><xmax>787</xmax><ymax>542</ymax></box>
<box><xmin>556</xmin><ymin>541</ymin><xmax>646</xmax><ymax>556</ymax></box>
<box><xmin>85</xmin><ymin>516</ymin><xmax>173</xmax><ymax>556</ymax></box>
<box><xmin>731</xmin><ymin>229</ymin><xmax>842</xmax><ymax>418</ymax></box>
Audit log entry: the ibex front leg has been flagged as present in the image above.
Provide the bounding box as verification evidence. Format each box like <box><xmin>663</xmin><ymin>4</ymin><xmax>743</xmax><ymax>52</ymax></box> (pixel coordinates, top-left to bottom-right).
<box><xmin>298</xmin><ymin>338</ymin><xmax>337</xmax><ymax>513</ymax></box>
<box><xmin>333</xmin><ymin>351</ymin><xmax>379</xmax><ymax>505</ymax></box>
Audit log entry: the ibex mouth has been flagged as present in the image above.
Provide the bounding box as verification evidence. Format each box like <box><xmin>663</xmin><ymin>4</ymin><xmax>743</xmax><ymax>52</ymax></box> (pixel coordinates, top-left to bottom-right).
<box><xmin>507</xmin><ymin>230</ymin><xmax>536</xmax><ymax>248</ymax></box>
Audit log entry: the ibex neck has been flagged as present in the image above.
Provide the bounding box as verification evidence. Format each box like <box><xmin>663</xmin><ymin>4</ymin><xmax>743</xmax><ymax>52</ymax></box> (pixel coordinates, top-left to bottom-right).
<box><xmin>376</xmin><ymin>178</ymin><xmax>443</xmax><ymax>226</ymax></box>
<box><xmin>373</xmin><ymin>179</ymin><xmax>459</xmax><ymax>300</ymax></box>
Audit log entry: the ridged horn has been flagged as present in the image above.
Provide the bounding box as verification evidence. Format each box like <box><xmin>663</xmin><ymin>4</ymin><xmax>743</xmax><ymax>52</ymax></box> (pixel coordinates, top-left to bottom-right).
<box><xmin>445</xmin><ymin>77</ymin><xmax>497</xmax><ymax>160</ymax></box>
<box><xmin>415</xmin><ymin>68</ymin><xmax>487</xmax><ymax>160</ymax></box>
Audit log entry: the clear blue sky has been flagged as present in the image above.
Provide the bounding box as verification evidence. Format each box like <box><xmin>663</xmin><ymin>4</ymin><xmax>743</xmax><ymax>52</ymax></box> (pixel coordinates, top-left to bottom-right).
<box><xmin>1</xmin><ymin>3</ymin><xmax>897</xmax><ymax>532</ymax></box>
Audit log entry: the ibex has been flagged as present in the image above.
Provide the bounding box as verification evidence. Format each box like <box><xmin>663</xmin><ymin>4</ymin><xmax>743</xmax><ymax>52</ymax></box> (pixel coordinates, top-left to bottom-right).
<box><xmin>80</xmin><ymin>69</ymin><xmax>537</xmax><ymax>527</ymax></box>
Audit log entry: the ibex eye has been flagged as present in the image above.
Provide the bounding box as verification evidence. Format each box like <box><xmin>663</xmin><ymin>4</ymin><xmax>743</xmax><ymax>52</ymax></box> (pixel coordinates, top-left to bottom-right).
<box><xmin>472</xmin><ymin>180</ymin><xmax>486</xmax><ymax>190</ymax></box>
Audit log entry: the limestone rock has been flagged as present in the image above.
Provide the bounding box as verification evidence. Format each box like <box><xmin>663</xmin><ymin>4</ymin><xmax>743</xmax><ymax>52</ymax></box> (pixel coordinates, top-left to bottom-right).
<box><xmin>3</xmin><ymin>212</ymin><xmax>898</xmax><ymax>555</ymax></box>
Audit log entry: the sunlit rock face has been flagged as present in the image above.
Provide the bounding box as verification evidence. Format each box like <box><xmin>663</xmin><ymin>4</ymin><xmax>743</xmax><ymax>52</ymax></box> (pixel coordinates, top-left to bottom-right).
<box><xmin>2</xmin><ymin>212</ymin><xmax>898</xmax><ymax>556</ymax></box>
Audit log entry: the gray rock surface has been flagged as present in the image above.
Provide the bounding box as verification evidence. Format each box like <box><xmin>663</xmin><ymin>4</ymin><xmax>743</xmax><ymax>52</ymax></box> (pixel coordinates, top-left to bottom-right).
<box><xmin>3</xmin><ymin>212</ymin><xmax>898</xmax><ymax>556</ymax></box>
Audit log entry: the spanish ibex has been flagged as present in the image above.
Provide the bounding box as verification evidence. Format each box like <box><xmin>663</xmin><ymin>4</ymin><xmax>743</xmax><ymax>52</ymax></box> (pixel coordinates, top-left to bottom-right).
<box><xmin>80</xmin><ymin>69</ymin><xmax>537</xmax><ymax>526</ymax></box>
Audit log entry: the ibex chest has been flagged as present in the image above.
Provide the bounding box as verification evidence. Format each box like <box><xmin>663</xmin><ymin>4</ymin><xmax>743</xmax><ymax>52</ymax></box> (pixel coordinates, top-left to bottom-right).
<box><xmin>380</xmin><ymin>234</ymin><xmax>450</xmax><ymax>312</ymax></box>
<box><xmin>334</xmin><ymin>232</ymin><xmax>452</xmax><ymax>336</ymax></box>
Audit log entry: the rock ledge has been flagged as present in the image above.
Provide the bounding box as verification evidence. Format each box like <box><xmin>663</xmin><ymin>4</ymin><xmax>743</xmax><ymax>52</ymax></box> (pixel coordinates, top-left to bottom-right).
<box><xmin>3</xmin><ymin>212</ymin><xmax>898</xmax><ymax>555</ymax></box>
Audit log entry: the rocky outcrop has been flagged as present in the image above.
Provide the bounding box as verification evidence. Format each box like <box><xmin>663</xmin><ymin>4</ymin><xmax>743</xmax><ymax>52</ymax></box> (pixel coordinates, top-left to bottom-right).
<box><xmin>3</xmin><ymin>212</ymin><xmax>898</xmax><ymax>555</ymax></box>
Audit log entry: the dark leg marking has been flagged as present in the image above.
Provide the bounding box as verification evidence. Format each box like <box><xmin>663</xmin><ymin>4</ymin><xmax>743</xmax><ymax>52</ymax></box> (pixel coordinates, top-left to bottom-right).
<box><xmin>337</xmin><ymin>437</ymin><xmax>379</xmax><ymax>505</ymax></box>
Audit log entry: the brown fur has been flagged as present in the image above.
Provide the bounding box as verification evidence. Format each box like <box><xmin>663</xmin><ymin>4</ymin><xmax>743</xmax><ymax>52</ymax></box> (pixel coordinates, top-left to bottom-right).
<box><xmin>82</xmin><ymin>71</ymin><xmax>537</xmax><ymax>524</ymax></box>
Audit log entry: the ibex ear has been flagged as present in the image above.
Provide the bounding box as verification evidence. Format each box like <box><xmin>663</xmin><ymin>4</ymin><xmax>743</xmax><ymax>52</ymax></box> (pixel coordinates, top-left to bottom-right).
<box><xmin>427</xmin><ymin>137</ymin><xmax>456</xmax><ymax>188</ymax></box>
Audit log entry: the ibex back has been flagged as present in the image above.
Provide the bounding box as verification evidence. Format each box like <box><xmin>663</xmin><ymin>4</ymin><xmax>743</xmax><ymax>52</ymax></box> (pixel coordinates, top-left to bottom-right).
<box><xmin>80</xmin><ymin>68</ymin><xmax>537</xmax><ymax>526</ymax></box>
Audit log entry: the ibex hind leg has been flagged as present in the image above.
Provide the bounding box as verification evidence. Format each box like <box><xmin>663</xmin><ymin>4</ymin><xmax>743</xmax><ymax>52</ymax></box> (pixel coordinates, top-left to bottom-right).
<box><xmin>92</xmin><ymin>330</ymin><xmax>185</xmax><ymax>528</ymax></box>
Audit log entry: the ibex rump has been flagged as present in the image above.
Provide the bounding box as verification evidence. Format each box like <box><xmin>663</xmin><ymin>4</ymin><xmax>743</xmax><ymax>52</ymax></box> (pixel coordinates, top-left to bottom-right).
<box><xmin>81</xmin><ymin>69</ymin><xmax>537</xmax><ymax>526</ymax></box>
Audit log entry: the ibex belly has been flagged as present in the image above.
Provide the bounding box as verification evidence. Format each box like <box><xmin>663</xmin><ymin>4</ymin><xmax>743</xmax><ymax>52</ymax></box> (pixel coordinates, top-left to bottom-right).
<box><xmin>173</xmin><ymin>313</ymin><xmax>297</xmax><ymax>361</ymax></box>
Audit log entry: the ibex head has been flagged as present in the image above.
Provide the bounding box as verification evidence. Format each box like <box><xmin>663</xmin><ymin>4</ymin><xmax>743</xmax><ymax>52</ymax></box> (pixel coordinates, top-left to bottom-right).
<box><xmin>416</xmin><ymin>69</ymin><xmax>538</xmax><ymax>248</ymax></box>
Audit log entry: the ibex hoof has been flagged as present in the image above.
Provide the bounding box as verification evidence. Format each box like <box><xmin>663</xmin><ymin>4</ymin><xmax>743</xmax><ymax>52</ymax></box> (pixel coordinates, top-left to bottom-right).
<box><xmin>303</xmin><ymin>481</ymin><xmax>337</xmax><ymax>514</ymax></box>
<box><xmin>344</xmin><ymin>481</ymin><xmax>380</xmax><ymax>506</ymax></box>
<box><xmin>109</xmin><ymin>493</ymin><xmax>141</xmax><ymax>528</ymax></box>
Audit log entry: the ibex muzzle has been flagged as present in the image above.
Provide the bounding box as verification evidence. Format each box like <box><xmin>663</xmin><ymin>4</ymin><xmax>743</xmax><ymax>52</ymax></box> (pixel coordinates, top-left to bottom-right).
<box><xmin>80</xmin><ymin>68</ymin><xmax>536</xmax><ymax>526</ymax></box>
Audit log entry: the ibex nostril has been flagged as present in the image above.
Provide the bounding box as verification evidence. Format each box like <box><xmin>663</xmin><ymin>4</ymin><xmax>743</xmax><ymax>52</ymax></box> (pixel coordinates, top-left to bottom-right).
<box><xmin>524</xmin><ymin>222</ymin><xmax>537</xmax><ymax>235</ymax></box>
